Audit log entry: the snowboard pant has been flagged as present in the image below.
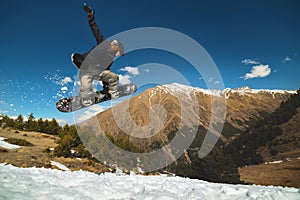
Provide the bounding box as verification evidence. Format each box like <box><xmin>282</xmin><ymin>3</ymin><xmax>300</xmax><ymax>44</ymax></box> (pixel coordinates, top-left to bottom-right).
<box><xmin>79</xmin><ymin>70</ymin><xmax>119</xmax><ymax>99</ymax></box>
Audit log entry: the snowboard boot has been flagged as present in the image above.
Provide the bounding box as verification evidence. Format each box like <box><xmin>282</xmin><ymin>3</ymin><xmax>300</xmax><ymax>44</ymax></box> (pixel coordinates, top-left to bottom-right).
<box><xmin>108</xmin><ymin>90</ymin><xmax>120</xmax><ymax>99</ymax></box>
<box><xmin>95</xmin><ymin>90</ymin><xmax>110</xmax><ymax>102</ymax></box>
<box><xmin>83</xmin><ymin>2</ymin><xmax>95</xmax><ymax>20</ymax></box>
<box><xmin>81</xmin><ymin>94</ymin><xmax>94</xmax><ymax>107</ymax></box>
<box><xmin>102</xmin><ymin>81</ymin><xmax>119</xmax><ymax>99</ymax></box>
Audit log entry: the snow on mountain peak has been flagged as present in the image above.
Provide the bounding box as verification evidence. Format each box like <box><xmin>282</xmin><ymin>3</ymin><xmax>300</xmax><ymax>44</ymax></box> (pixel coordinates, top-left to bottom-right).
<box><xmin>160</xmin><ymin>83</ymin><xmax>223</xmax><ymax>97</ymax></box>
<box><xmin>231</xmin><ymin>86</ymin><xmax>297</xmax><ymax>95</ymax></box>
<box><xmin>235</xmin><ymin>86</ymin><xmax>252</xmax><ymax>92</ymax></box>
<box><xmin>158</xmin><ymin>83</ymin><xmax>297</xmax><ymax>98</ymax></box>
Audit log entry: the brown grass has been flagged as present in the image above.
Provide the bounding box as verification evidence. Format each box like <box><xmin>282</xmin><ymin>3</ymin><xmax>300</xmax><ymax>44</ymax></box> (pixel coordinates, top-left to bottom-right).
<box><xmin>0</xmin><ymin>128</ymin><xmax>108</xmax><ymax>172</ymax></box>
<box><xmin>239</xmin><ymin>159</ymin><xmax>300</xmax><ymax>188</ymax></box>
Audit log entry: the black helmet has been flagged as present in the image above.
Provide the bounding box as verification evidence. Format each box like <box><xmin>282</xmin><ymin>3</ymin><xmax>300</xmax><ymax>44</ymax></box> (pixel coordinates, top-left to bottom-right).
<box><xmin>109</xmin><ymin>39</ymin><xmax>124</xmax><ymax>56</ymax></box>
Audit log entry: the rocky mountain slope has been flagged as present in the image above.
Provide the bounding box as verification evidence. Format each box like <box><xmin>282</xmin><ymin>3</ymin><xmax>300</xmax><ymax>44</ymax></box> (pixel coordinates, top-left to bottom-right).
<box><xmin>82</xmin><ymin>83</ymin><xmax>295</xmax><ymax>148</ymax></box>
<box><xmin>77</xmin><ymin>84</ymin><xmax>298</xmax><ymax>178</ymax></box>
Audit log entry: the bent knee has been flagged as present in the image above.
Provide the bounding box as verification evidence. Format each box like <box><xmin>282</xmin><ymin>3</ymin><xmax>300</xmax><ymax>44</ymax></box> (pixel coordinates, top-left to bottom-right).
<box><xmin>100</xmin><ymin>70</ymin><xmax>119</xmax><ymax>83</ymax></box>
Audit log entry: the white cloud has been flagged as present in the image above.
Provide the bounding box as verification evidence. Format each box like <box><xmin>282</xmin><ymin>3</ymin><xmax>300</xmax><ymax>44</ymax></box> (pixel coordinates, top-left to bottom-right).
<box><xmin>207</xmin><ymin>77</ymin><xmax>220</xmax><ymax>85</ymax></box>
<box><xmin>283</xmin><ymin>56</ymin><xmax>292</xmax><ymax>63</ymax></box>
<box><xmin>56</xmin><ymin>119</ymin><xmax>67</xmax><ymax>126</ymax></box>
<box><xmin>118</xmin><ymin>74</ymin><xmax>131</xmax><ymax>85</ymax></box>
<box><xmin>120</xmin><ymin>66</ymin><xmax>140</xmax><ymax>76</ymax></box>
<box><xmin>242</xmin><ymin>59</ymin><xmax>260</xmax><ymax>65</ymax></box>
<box><xmin>9</xmin><ymin>115</ymin><xmax>28</xmax><ymax>121</ymax></box>
<box><xmin>88</xmin><ymin>105</ymin><xmax>106</xmax><ymax>112</ymax></box>
<box><xmin>42</xmin><ymin>118</ymin><xmax>67</xmax><ymax>126</ymax></box>
<box><xmin>77</xmin><ymin>105</ymin><xmax>106</xmax><ymax>123</ymax></box>
<box><xmin>241</xmin><ymin>64</ymin><xmax>271</xmax><ymax>80</ymax></box>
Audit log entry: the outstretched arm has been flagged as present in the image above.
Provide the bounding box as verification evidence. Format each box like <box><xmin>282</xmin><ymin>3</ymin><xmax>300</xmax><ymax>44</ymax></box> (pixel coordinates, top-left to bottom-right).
<box><xmin>84</xmin><ymin>3</ymin><xmax>105</xmax><ymax>44</ymax></box>
<box><xmin>88</xmin><ymin>16</ymin><xmax>105</xmax><ymax>44</ymax></box>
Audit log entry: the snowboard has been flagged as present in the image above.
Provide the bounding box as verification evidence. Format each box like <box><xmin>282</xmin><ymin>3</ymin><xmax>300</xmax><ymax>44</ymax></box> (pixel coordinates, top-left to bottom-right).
<box><xmin>56</xmin><ymin>83</ymin><xmax>137</xmax><ymax>113</ymax></box>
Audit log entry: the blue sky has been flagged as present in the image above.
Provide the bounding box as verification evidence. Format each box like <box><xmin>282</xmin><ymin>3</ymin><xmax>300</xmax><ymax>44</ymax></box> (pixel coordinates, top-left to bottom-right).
<box><xmin>0</xmin><ymin>0</ymin><xmax>299</xmax><ymax>124</ymax></box>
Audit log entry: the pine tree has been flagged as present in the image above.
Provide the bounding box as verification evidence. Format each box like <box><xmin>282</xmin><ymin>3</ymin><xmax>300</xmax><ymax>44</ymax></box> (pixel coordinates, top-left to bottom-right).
<box><xmin>37</xmin><ymin>118</ymin><xmax>45</xmax><ymax>132</ymax></box>
<box><xmin>43</xmin><ymin>119</ymin><xmax>49</xmax><ymax>133</ymax></box>
<box><xmin>25</xmin><ymin>113</ymin><xmax>37</xmax><ymax>131</ymax></box>
<box><xmin>14</xmin><ymin>114</ymin><xmax>25</xmax><ymax>130</ymax></box>
<box><xmin>48</xmin><ymin>118</ymin><xmax>61</xmax><ymax>135</ymax></box>
<box><xmin>1</xmin><ymin>115</ymin><xmax>15</xmax><ymax>128</ymax></box>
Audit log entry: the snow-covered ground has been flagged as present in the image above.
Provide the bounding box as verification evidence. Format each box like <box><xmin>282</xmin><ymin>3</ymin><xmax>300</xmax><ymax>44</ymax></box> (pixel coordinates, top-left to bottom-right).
<box><xmin>0</xmin><ymin>164</ymin><xmax>299</xmax><ymax>200</ymax></box>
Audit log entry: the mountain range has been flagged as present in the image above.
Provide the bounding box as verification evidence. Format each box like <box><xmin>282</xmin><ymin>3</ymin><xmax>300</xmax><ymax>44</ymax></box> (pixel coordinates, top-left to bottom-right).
<box><xmin>81</xmin><ymin>83</ymin><xmax>295</xmax><ymax>143</ymax></box>
<box><xmin>78</xmin><ymin>83</ymin><xmax>299</xmax><ymax>183</ymax></box>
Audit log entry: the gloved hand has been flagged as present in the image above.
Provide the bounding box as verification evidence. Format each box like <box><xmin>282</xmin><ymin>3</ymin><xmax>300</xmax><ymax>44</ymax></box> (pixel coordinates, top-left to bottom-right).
<box><xmin>83</xmin><ymin>2</ymin><xmax>95</xmax><ymax>19</ymax></box>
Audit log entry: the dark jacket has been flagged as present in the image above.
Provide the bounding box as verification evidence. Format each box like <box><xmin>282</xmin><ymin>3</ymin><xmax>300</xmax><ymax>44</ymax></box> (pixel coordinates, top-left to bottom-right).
<box><xmin>74</xmin><ymin>17</ymin><xmax>115</xmax><ymax>77</ymax></box>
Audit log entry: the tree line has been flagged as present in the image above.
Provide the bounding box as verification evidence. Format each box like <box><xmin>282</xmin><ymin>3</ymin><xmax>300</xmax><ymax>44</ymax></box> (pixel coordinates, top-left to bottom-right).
<box><xmin>0</xmin><ymin>113</ymin><xmax>61</xmax><ymax>135</ymax></box>
<box><xmin>0</xmin><ymin>113</ymin><xmax>91</xmax><ymax>159</ymax></box>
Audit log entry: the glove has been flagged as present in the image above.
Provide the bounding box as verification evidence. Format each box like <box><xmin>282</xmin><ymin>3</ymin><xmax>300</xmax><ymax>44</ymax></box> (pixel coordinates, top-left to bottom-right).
<box><xmin>83</xmin><ymin>2</ymin><xmax>95</xmax><ymax>19</ymax></box>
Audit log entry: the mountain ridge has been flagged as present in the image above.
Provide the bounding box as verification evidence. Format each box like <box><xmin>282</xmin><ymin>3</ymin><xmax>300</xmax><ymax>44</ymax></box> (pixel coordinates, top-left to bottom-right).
<box><xmin>159</xmin><ymin>83</ymin><xmax>297</xmax><ymax>96</ymax></box>
<box><xmin>77</xmin><ymin>83</ymin><xmax>298</xmax><ymax>175</ymax></box>
<box><xmin>87</xmin><ymin>83</ymin><xmax>295</xmax><ymax>137</ymax></box>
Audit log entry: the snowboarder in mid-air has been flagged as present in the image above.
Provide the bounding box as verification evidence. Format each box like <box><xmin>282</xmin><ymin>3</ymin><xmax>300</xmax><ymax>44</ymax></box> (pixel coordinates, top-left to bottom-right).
<box><xmin>72</xmin><ymin>2</ymin><xmax>124</xmax><ymax>106</ymax></box>
<box><xmin>56</xmin><ymin>2</ymin><xmax>136</xmax><ymax>113</ymax></box>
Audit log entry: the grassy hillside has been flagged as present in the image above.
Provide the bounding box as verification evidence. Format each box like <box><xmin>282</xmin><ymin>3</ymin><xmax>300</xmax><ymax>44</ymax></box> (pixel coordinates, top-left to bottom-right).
<box><xmin>0</xmin><ymin>128</ymin><xmax>108</xmax><ymax>173</ymax></box>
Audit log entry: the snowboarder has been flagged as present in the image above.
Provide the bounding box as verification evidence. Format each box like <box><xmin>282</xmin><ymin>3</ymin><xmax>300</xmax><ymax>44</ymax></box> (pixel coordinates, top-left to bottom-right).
<box><xmin>72</xmin><ymin>2</ymin><xmax>124</xmax><ymax>106</ymax></box>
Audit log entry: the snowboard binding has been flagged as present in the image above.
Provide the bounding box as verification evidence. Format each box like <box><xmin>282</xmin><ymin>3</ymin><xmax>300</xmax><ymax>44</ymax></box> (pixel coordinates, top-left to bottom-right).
<box><xmin>56</xmin><ymin>83</ymin><xmax>137</xmax><ymax>113</ymax></box>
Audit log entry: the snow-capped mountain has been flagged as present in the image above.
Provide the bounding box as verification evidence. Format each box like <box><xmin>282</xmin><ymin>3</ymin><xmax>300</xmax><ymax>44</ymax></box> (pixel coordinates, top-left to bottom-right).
<box><xmin>87</xmin><ymin>83</ymin><xmax>296</xmax><ymax>143</ymax></box>
<box><xmin>77</xmin><ymin>83</ymin><xmax>299</xmax><ymax>184</ymax></box>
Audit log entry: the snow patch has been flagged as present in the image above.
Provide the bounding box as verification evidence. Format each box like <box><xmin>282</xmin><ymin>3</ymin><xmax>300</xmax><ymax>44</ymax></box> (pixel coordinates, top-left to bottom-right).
<box><xmin>161</xmin><ymin>83</ymin><xmax>224</xmax><ymax>97</ymax></box>
<box><xmin>231</xmin><ymin>86</ymin><xmax>297</xmax><ymax>95</ymax></box>
<box><xmin>264</xmin><ymin>160</ymin><xmax>284</xmax><ymax>165</ymax></box>
<box><xmin>50</xmin><ymin>161</ymin><xmax>70</xmax><ymax>171</ymax></box>
<box><xmin>0</xmin><ymin>137</ymin><xmax>21</xmax><ymax>149</ymax></box>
